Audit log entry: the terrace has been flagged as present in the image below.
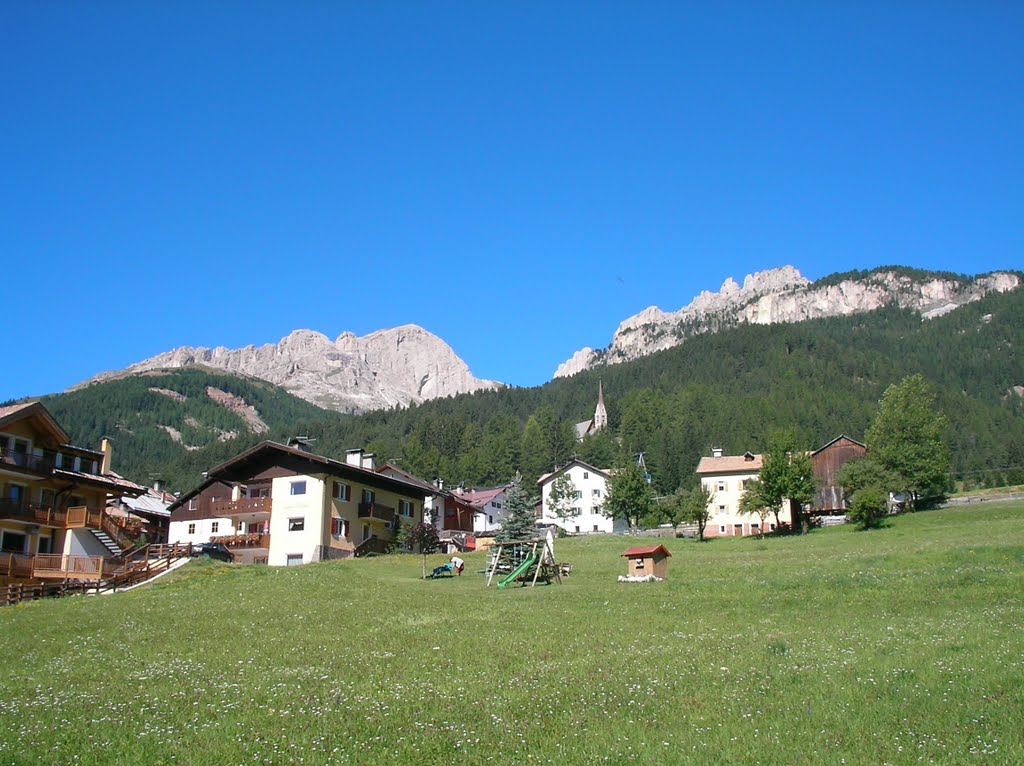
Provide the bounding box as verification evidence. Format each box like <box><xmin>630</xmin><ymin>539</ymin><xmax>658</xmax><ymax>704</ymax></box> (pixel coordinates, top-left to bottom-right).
<box><xmin>0</xmin><ymin>500</ymin><xmax>103</xmax><ymax>529</ymax></box>
<box><xmin>358</xmin><ymin>501</ymin><xmax>396</xmax><ymax>524</ymax></box>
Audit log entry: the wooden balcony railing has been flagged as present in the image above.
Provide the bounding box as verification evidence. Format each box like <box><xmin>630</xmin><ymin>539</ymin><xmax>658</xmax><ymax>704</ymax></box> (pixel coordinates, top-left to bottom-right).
<box><xmin>0</xmin><ymin>448</ymin><xmax>55</xmax><ymax>474</ymax></box>
<box><xmin>211</xmin><ymin>533</ymin><xmax>271</xmax><ymax>548</ymax></box>
<box><xmin>358</xmin><ymin>502</ymin><xmax>396</xmax><ymax>524</ymax></box>
<box><xmin>0</xmin><ymin>500</ymin><xmax>103</xmax><ymax>529</ymax></box>
<box><xmin>65</xmin><ymin>506</ymin><xmax>103</xmax><ymax>528</ymax></box>
<box><xmin>210</xmin><ymin>497</ymin><xmax>273</xmax><ymax>516</ymax></box>
<box><xmin>0</xmin><ymin>552</ymin><xmax>35</xmax><ymax>580</ymax></box>
<box><xmin>32</xmin><ymin>554</ymin><xmax>105</xmax><ymax>580</ymax></box>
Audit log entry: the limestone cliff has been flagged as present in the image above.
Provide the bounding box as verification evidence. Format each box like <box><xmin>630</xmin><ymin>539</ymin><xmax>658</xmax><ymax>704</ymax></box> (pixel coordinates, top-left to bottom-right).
<box><xmin>80</xmin><ymin>325</ymin><xmax>501</xmax><ymax>413</ymax></box>
<box><xmin>554</xmin><ymin>267</ymin><xmax>1021</xmax><ymax>377</ymax></box>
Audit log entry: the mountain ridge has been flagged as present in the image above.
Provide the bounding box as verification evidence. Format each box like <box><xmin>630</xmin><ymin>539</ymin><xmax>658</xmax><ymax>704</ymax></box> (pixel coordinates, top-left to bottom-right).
<box><xmin>554</xmin><ymin>266</ymin><xmax>1022</xmax><ymax>377</ymax></box>
<box><xmin>74</xmin><ymin>324</ymin><xmax>501</xmax><ymax>414</ymax></box>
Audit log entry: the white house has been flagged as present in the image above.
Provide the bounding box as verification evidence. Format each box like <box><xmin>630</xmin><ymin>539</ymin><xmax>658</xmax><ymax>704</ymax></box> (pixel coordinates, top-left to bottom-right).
<box><xmin>695</xmin><ymin>448</ymin><xmax>792</xmax><ymax>537</ymax></box>
<box><xmin>452</xmin><ymin>486</ymin><xmax>508</xmax><ymax>535</ymax></box>
<box><xmin>538</xmin><ymin>459</ymin><xmax>628</xmax><ymax>535</ymax></box>
<box><xmin>168</xmin><ymin>442</ymin><xmax>429</xmax><ymax>565</ymax></box>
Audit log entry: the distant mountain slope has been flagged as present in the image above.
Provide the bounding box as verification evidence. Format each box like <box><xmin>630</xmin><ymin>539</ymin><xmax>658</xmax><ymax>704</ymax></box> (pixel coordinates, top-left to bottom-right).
<box><xmin>43</xmin><ymin>368</ymin><xmax>341</xmax><ymax>486</ymax></box>
<box><xmin>74</xmin><ymin>324</ymin><xmax>501</xmax><ymax>413</ymax></box>
<box><xmin>555</xmin><ymin>266</ymin><xmax>1021</xmax><ymax>377</ymax></box>
<box><xmin>146</xmin><ymin>287</ymin><xmax>1024</xmax><ymax>496</ymax></box>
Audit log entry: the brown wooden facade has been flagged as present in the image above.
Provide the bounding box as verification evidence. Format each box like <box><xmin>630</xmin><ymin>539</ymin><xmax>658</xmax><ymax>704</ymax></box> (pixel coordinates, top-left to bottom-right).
<box><xmin>810</xmin><ymin>435</ymin><xmax>867</xmax><ymax>513</ymax></box>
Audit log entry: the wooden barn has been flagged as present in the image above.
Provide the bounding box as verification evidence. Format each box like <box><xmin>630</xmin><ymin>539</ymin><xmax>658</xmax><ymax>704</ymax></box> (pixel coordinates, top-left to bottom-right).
<box><xmin>810</xmin><ymin>435</ymin><xmax>867</xmax><ymax>513</ymax></box>
<box><xmin>622</xmin><ymin>544</ymin><xmax>671</xmax><ymax>579</ymax></box>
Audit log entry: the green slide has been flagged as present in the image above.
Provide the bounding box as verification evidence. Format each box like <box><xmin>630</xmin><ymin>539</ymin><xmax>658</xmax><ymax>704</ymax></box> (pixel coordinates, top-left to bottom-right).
<box><xmin>496</xmin><ymin>552</ymin><xmax>538</xmax><ymax>589</ymax></box>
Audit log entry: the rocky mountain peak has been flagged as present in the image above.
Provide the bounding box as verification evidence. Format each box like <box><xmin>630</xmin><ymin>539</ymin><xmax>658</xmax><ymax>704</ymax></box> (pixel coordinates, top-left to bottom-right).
<box><xmin>554</xmin><ymin>266</ymin><xmax>1020</xmax><ymax>378</ymax></box>
<box><xmin>76</xmin><ymin>325</ymin><xmax>501</xmax><ymax>413</ymax></box>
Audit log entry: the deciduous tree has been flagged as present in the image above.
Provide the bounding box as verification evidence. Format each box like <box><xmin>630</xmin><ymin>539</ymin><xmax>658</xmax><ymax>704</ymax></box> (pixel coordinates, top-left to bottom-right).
<box><xmin>604</xmin><ymin>459</ymin><xmax>653</xmax><ymax>532</ymax></box>
<box><xmin>865</xmin><ymin>374</ymin><xmax>951</xmax><ymax>510</ymax></box>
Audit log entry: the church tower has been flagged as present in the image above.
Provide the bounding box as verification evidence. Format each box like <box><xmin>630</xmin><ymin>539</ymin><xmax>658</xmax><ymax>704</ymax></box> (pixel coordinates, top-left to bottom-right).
<box><xmin>593</xmin><ymin>380</ymin><xmax>608</xmax><ymax>431</ymax></box>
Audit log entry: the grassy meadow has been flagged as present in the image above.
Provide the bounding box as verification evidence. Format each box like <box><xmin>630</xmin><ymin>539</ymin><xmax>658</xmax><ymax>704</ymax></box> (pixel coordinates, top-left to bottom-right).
<box><xmin>2</xmin><ymin>502</ymin><xmax>1023</xmax><ymax>766</ymax></box>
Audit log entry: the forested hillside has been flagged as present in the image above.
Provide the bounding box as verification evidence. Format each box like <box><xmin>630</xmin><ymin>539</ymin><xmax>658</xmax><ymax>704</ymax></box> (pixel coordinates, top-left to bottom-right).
<box><xmin>40</xmin><ymin>287</ymin><xmax>1024</xmax><ymax>496</ymax></box>
<box><xmin>40</xmin><ymin>368</ymin><xmax>340</xmax><ymax>487</ymax></box>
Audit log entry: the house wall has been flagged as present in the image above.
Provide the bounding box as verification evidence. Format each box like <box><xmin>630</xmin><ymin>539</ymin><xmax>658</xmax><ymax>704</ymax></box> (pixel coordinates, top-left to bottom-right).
<box><xmin>701</xmin><ymin>470</ymin><xmax>791</xmax><ymax>537</ymax></box>
<box><xmin>63</xmin><ymin>528</ymin><xmax>113</xmax><ymax>558</ymax></box>
<box><xmin>473</xmin><ymin>493</ymin><xmax>507</xmax><ymax>534</ymax></box>
<box><xmin>268</xmin><ymin>474</ymin><xmax>326</xmax><ymax>566</ymax></box>
<box><xmin>169</xmin><ymin>516</ymin><xmax>236</xmax><ymax>546</ymax></box>
<box><xmin>540</xmin><ymin>465</ymin><xmax>626</xmax><ymax>535</ymax></box>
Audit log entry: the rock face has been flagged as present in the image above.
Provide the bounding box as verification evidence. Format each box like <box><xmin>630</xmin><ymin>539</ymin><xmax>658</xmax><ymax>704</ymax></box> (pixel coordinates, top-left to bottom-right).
<box><xmin>81</xmin><ymin>325</ymin><xmax>501</xmax><ymax>413</ymax></box>
<box><xmin>554</xmin><ymin>267</ymin><xmax>1021</xmax><ymax>377</ymax></box>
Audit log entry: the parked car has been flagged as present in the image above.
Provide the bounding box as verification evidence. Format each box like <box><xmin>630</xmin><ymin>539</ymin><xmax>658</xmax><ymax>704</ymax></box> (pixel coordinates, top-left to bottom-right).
<box><xmin>191</xmin><ymin>542</ymin><xmax>234</xmax><ymax>563</ymax></box>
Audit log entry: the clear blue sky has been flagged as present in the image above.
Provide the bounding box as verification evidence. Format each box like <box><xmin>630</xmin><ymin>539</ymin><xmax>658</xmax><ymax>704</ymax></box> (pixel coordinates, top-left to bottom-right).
<box><xmin>4</xmin><ymin>2</ymin><xmax>1021</xmax><ymax>403</ymax></box>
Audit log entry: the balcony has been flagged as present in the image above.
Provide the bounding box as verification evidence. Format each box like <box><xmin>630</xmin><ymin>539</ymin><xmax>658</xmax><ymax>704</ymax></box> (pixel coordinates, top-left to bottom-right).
<box><xmin>210</xmin><ymin>533</ymin><xmax>271</xmax><ymax>549</ymax></box>
<box><xmin>358</xmin><ymin>501</ymin><xmax>396</xmax><ymax>524</ymax></box>
<box><xmin>0</xmin><ymin>500</ymin><xmax>101</xmax><ymax>529</ymax></box>
<box><xmin>210</xmin><ymin>497</ymin><xmax>273</xmax><ymax>517</ymax></box>
<box><xmin>0</xmin><ymin>448</ymin><xmax>55</xmax><ymax>475</ymax></box>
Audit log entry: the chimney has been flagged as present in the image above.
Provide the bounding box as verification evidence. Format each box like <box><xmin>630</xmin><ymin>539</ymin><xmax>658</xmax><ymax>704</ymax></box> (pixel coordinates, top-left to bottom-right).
<box><xmin>100</xmin><ymin>437</ymin><xmax>113</xmax><ymax>475</ymax></box>
<box><xmin>712</xmin><ymin>447</ymin><xmax>723</xmax><ymax>458</ymax></box>
<box><xmin>346</xmin><ymin>448</ymin><xmax>363</xmax><ymax>467</ymax></box>
<box><xmin>153</xmin><ymin>479</ymin><xmax>166</xmax><ymax>493</ymax></box>
<box><xmin>361</xmin><ymin>452</ymin><xmax>376</xmax><ymax>471</ymax></box>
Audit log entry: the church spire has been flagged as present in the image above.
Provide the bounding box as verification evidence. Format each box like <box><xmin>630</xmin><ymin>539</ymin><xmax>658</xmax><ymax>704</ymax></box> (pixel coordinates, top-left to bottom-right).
<box><xmin>593</xmin><ymin>380</ymin><xmax>608</xmax><ymax>431</ymax></box>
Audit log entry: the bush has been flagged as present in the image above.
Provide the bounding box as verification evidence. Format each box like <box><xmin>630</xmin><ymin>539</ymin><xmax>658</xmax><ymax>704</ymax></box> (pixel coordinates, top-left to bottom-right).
<box><xmin>848</xmin><ymin>486</ymin><xmax>888</xmax><ymax>530</ymax></box>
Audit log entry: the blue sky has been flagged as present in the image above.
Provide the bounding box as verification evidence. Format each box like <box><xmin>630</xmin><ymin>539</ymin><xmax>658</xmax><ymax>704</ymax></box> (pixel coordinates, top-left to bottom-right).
<box><xmin>4</xmin><ymin>2</ymin><xmax>1021</xmax><ymax>403</ymax></box>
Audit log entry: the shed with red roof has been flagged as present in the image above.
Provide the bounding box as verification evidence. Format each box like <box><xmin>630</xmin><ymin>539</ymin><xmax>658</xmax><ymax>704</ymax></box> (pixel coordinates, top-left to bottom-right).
<box><xmin>621</xmin><ymin>544</ymin><xmax>671</xmax><ymax>579</ymax></box>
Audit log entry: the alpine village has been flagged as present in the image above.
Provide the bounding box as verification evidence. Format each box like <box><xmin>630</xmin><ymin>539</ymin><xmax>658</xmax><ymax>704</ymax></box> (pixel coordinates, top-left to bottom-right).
<box><xmin>3</xmin><ymin>266</ymin><xmax>1024</xmax><ymax>765</ymax></box>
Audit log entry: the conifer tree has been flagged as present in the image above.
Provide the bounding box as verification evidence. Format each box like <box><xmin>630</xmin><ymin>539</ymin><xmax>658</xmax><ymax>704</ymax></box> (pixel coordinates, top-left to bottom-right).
<box><xmin>497</xmin><ymin>472</ymin><xmax>538</xmax><ymax>542</ymax></box>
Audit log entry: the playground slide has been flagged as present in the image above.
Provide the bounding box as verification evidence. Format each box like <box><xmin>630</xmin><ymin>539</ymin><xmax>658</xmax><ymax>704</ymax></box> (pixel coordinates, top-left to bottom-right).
<box><xmin>496</xmin><ymin>552</ymin><xmax>538</xmax><ymax>589</ymax></box>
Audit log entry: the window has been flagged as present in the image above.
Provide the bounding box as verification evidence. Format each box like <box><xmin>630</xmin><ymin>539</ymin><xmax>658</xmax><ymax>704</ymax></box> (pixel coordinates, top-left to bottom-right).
<box><xmin>593</xmin><ymin>504</ymin><xmax>602</xmax><ymax>514</ymax></box>
<box><xmin>488</xmin><ymin>514</ymin><xmax>493</xmax><ymax>524</ymax></box>
<box><xmin>770</xmin><ymin>523</ymin><xmax>776</xmax><ymax>531</ymax></box>
<box><xmin>751</xmin><ymin>524</ymin><xmax>760</xmax><ymax>532</ymax></box>
<box><xmin>574</xmin><ymin>526</ymin><xmax>580</xmax><ymax>533</ymax></box>
<box><xmin>592</xmin><ymin>525</ymin><xmax>599</xmax><ymax>532</ymax></box>
<box><xmin>288</xmin><ymin>518</ymin><xmax>305</xmax><ymax>532</ymax></box>
<box><xmin>572</xmin><ymin>490</ymin><xmax>582</xmax><ymax>500</ymax></box>
<box><xmin>399</xmin><ymin>499</ymin><xmax>414</xmax><ymax>517</ymax></box>
<box><xmin>187</xmin><ymin>497</ymin><xmax>197</xmax><ymax>511</ymax></box>
<box><xmin>718</xmin><ymin>481</ymin><xmax>726</xmax><ymax>491</ymax></box>
<box><xmin>1</xmin><ymin>530</ymin><xmax>26</xmax><ymax>553</ymax></box>
<box><xmin>362</xmin><ymin>489</ymin><xmax>375</xmax><ymax>505</ymax></box>
<box><xmin>211</xmin><ymin>522</ymin><xmax>219</xmax><ymax>533</ymax></box>
<box><xmin>330</xmin><ymin>517</ymin><xmax>348</xmax><ymax>537</ymax></box>
<box><xmin>286</xmin><ymin>554</ymin><xmax>303</xmax><ymax>566</ymax></box>
<box><xmin>719</xmin><ymin>525</ymin><xmax>726</xmax><ymax>534</ymax></box>
<box><xmin>187</xmin><ymin>523</ymin><xmax>196</xmax><ymax>535</ymax></box>
<box><xmin>39</xmin><ymin>489</ymin><xmax>55</xmax><ymax>509</ymax></box>
<box><xmin>583</xmin><ymin>472</ymin><xmax>589</xmax><ymax>479</ymax></box>
<box><xmin>332</xmin><ymin>481</ymin><xmax>351</xmax><ymax>501</ymax></box>
<box><xmin>592</xmin><ymin>489</ymin><xmax>601</xmax><ymax>497</ymax></box>
<box><xmin>290</xmin><ymin>481</ymin><xmax>307</xmax><ymax>496</ymax></box>
<box><xmin>61</xmin><ymin>453</ymin><xmax>77</xmax><ymax>471</ymax></box>
<box><xmin>492</xmin><ymin>501</ymin><xmax>502</xmax><ymax>509</ymax></box>
<box><xmin>718</xmin><ymin>504</ymin><xmax>726</xmax><ymax>513</ymax></box>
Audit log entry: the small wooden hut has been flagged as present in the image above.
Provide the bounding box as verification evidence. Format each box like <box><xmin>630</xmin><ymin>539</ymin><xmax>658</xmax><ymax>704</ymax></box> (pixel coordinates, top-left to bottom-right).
<box><xmin>621</xmin><ymin>544</ymin><xmax>671</xmax><ymax>579</ymax></box>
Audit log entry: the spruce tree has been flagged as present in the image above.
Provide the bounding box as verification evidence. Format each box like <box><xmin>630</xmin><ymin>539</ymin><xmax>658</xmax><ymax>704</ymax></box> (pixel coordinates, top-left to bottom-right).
<box><xmin>497</xmin><ymin>472</ymin><xmax>538</xmax><ymax>542</ymax></box>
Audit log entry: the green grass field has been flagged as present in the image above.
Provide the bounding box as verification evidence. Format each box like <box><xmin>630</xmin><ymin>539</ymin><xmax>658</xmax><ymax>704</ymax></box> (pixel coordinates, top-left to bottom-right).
<box><xmin>2</xmin><ymin>503</ymin><xmax>1023</xmax><ymax>766</ymax></box>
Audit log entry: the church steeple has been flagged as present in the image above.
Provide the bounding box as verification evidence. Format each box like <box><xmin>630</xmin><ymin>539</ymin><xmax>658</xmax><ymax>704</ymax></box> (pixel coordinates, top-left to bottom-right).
<box><xmin>593</xmin><ymin>380</ymin><xmax>608</xmax><ymax>431</ymax></box>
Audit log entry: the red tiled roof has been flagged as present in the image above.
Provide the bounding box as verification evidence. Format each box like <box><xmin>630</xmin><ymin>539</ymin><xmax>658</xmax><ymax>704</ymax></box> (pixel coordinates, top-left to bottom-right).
<box><xmin>452</xmin><ymin>486</ymin><xmax>505</xmax><ymax>509</ymax></box>
<box><xmin>622</xmin><ymin>544</ymin><xmax>672</xmax><ymax>558</ymax></box>
<box><xmin>695</xmin><ymin>453</ymin><xmax>763</xmax><ymax>474</ymax></box>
